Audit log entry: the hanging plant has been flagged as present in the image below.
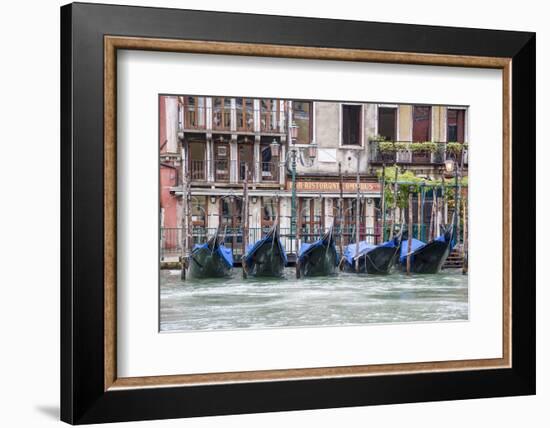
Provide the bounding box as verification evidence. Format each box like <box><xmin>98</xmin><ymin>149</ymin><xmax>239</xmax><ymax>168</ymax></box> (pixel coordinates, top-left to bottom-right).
<box><xmin>378</xmin><ymin>141</ymin><xmax>396</xmax><ymax>153</ymax></box>
<box><xmin>410</xmin><ymin>142</ymin><xmax>438</xmax><ymax>153</ymax></box>
<box><xmin>446</xmin><ymin>142</ymin><xmax>465</xmax><ymax>154</ymax></box>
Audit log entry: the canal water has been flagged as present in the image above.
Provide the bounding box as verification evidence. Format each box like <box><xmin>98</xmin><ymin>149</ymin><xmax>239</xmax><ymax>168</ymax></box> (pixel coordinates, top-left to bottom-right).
<box><xmin>160</xmin><ymin>269</ymin><xmax>468</xmax><ymax>332</ymax></box>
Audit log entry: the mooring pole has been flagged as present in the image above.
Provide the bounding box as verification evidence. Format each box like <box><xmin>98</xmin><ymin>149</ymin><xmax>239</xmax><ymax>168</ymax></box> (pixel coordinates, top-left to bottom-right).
<box><xmin>419</xmin><ymin>184</ymin><xmax>425</xmax><ymax>242</ymax></box>
<box><xmin>355</xmin><ymin>157</ymin><xmax>361</xmax><ymax>272</ymax></box>
<box><xmin>440</xmin><ymin>176</ymin><xmax>446</xmax><ymax>232</ymax></box>
<box><xmin>406</xmin><ymin>189</ymin><xmax>413</xmax><ymax>275</ymax></box>
<box><xmin>180</xmin><ymin>142</ymin><xmax>189</xmax><ymax>281</ymax></box>
<box><xmin>390</xmin><ymin>164</ymin><xmax>398</xmax><ymax>239</ymax></box>
<box><xmin>380</xmin><ymin>163</ymin><xmax>386</xmax><ymax>243</ymax></box>
<box><xmin>429</xmin><ymin>190</ymin><xmax>437</xmax><ymax>241</ymax></box>
<box><xmin>462</xmin><ymin>196</ymin><xmax>468</xmax><ymax>275</ymax></box>
<box><xmin>242</xmin><ymin>164</ymin><xmax>249</xmax><ymax>278</ymax></box>
<box><xmin>417</xmin><ymin>190</ymin><xmax>421</xmax><ymax>240</ymax></box>
<box><xmin>338</xmin><ymin>161</ymin><xmax>344</xmax><ymax>259</ymax></box>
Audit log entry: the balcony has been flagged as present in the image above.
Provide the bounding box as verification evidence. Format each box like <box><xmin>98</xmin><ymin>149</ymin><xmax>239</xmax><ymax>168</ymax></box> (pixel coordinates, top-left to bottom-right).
<box><xmin>180</xmin><ymin>102</ymin><xmax>286</xmax><ymax>134</ymax></box>
<box><xmin>183</xmin><ymin>106</ymin><xmax>207</xmax><ymax>131</ymax></box>
<box><xmin>213</xmin><ymin>159</ymin><xmax>231</xmax><ymax>182</ymax></box>
<box><xmin>189</xmin><ymin>159</ymin><xmax>280</xmax><ymax>184</ymax></box>
<box><xmin>259</xmin><ymin>161</ymin><xmax>279</xmax><ymax>182</ymax></box>
<box><xmin>369</xmin><ymin>141</ymin><xmax>468</xmax><ymax>166</ymax></box>
<box><xmin>212</xmin><ymin>110</ymin><xmax>232</xmax><ymax>131</ymax></box>
<box><xmin>190</xmin><ymin>160</ymin><xmax>206</xmax><ymax>181</ymax></box>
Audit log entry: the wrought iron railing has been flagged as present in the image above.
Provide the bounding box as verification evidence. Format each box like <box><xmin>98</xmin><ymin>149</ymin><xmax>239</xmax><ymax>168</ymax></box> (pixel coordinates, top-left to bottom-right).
<box><xmin>189</xmin><ymin>160</ymin><xmax>206</xmax><ymax>181</ymax></box>
<box><xmin>160</xmin><ymin>222</ymin><xmax>465</xmax><ymax>261</ymax></box>
<box><xmin>189</xmin><ymin>160</ymin><xmax>279</xmax><ymax>183</ymax></box>
<box><xmin>369</xmin><ymin>141</ymin><xmax>468</xmax><ymax>166</ymax></box>
<box><xmin>161</xmin><ymin>226</ymin><xmax>383</xmax><ymax>261</ymax></box>
<box><xmin>259</xmin><ymin>161</ymin><xmax>279</xmax><ymax>182</ymax></box>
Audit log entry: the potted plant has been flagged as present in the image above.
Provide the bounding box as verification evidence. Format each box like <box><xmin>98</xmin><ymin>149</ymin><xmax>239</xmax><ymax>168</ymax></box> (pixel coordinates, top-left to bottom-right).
<box><xmin>446</xmin><ymin>142</ymin><xmax>467</xmax><ymax>161</ymax></box>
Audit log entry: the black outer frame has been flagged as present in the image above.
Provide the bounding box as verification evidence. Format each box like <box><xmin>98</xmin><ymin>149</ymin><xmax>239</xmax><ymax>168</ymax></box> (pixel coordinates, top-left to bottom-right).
<box><xmin>60</xmin><ymin>2</ymin><xmax>535</xmax><ymax>424</ymax></box>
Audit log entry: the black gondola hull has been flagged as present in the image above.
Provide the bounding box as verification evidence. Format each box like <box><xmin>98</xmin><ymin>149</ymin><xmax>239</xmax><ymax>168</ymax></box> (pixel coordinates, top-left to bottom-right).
<box><xmin>188</xmin><ymin>248</ymin><xmax>232</xmax><ymax>278</ymax></box>
<box><xmin>297</xmin><ymin>239</ymin><xmax>338</xmax><ymax>277</ymax></box>
<box><xmin>400</xmin><ymin>240</ymin><xmax>452</xmax><ymax>274</ymax></box>
<box><xmin>343</xmin><ymin>246</ymin><xmax>399</xmax><ymax>274</ymax></box>
<box><xmin>243</xmin><ymin>227</ymin><xmax>287</xmax><ymax>278</ymax></box>
<box><xmin>246</xmin><ymin>247</ymin><xmax>286</xmax><ymax>277</ymax></box>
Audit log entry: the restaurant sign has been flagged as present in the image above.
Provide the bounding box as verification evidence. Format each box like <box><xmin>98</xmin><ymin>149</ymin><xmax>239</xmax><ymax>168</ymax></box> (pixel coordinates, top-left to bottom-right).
<box><xmin>290</xmin><ymin>180</ymin><xmax>381</xmax><ymax>193</ymax></box>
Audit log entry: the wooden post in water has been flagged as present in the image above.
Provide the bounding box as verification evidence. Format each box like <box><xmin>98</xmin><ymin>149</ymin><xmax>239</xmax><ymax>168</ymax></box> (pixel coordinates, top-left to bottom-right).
<box><xmin>419</xmin><ymin>184</ymin><xmax>425</xmax><ymax>241</ymax></box>
<box><xmin>242</xmin><ymin>164</ymin><xmax>249</xmax><ymax>278</ymax></box>
<box><xmin>338</xmin><ymin>162</ymin><xmax>344</xmax><ymax>260</ymax></box>
<box><xmin>441</xmin><ymin>176</ymin><xmax>446</xmax><ymax>228</ymax></box>
<box><xmin>390</xmin><ymin>165</ymin><xmax>398</xmax><ymax>239</ymax></box>
<box><xmin>380</xmin><ymin>163</ymin><xmax>386</xmax><ymax>243</ymax></box>
<box><xmin>355</xmin><ymin>157</ymin><xmax>361</xmax><ymax>272</ymax></box>
<box><xmin>462</xmin><ymin>197</ymin><xmax>468</xmax><ymax>275</ymax></box>
<box><xmin>428</xmin><ymin>189</ymin><xmax>435</xmax><ymax>242</ymax></box>
<box><xmin>180</xmin><ymin>143</ymin><xmax>189</xmax><ymax>280</ymax></box>
<box><xmin>417</xmin><ymin>191</ymin><xmax>421</xmax><ymax>240</ymax></box>
<box><xmin>406</xmin><ymin>190</ymin><xmax>413</xmax><ymax>275</ymax></box>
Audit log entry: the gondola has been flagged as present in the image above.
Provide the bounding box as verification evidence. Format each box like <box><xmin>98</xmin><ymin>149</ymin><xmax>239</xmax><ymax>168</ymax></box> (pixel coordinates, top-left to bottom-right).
<box><xmin>242</xmin><ymin>224</ymin><xmax>287</xmax><ymax>277</ymax></box>
<box><xmin>399</xmin><ymin>225</ymin><xmax>454</xmax><ymax>274</ymax></box>
<box><xmin>296</xmin><ymin>226</ymin><xmax>338</xmax><ymax>278</ymax></box>
<box><xmin>187</xmin><ymin>228</ymin><xmax>233</xmax><ymax>278</ymax></box>
<box><xmin>340</xmin><ymin>234</ymin><xmax>402</xmax><ymax>274</ymax></box>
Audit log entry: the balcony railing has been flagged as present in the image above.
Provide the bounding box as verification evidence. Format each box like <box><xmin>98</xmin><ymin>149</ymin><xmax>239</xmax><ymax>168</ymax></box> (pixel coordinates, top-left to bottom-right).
<box><xmin>369</xmin><ymin>141</ymin><xmax>468</xmax><ymax>166</ymax></box>
<box><xmin>259</xmin><ymin>161</ymin><xmax>279</xmax><ymax>182</ymax></box>
<box><xmin>213</xmin><ymin>159</ymin><xmax>231</xmax><ymax>182</ymax></box>
<box><xmin>188</xmin><ymin>159</ymin><xmax>280</xmax><ymax>183</ymax></box>
<box><xmin>189</xmin><ymin>160</ymin><xmax>206</xmax><ymax>181</ymax></box>
<box><xmin>183</xmin><ymin>106</ymin><xmax>207</xmax><ymax>130</ymax></box>
<box><xmin>180</xmin><ymin>104</ymin><xmax>286</xmax><ymax>134</ymax></box>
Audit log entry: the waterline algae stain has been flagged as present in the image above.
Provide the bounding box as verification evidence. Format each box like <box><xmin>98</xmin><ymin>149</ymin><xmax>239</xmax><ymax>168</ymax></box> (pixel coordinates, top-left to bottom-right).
<box><xmin>160</xmin><ymin>269</ymin><xmax>468</xmax><ymax>332</ymax></box>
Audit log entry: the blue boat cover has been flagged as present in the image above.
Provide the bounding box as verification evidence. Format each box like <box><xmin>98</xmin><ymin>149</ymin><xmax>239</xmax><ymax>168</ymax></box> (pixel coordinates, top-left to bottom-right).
<box><xmin>399</xmin><ymin>238</ymin><xmax>426</xmax><ymax>264</ymax></box>
<box><xmin>343</xmin><ymin>239</ymin><xmax>397</xmax><ymax>265</ymax></box>
<box><xmin>243</xmin><ymin>234</ymin><xmax>288</xmax><ymax>267</ymax></box>
<box><xmin>399</xmin><ymin>233</ymin><xmax>454</xmax><ymax>264</ymax></box>
<box><xmin>193</xmin><ymin>242</ymin><xmax>234</xmax><ymax>268</ymax></box>
<box><xmin>435</xmin><ymin>233</ymin><xmax>457</xmax><ymax>250</ymax></box>
<box><xmin>298</xmin><ymin>238</ymin><xmax>337</xmax><ymax>262</ymax></box>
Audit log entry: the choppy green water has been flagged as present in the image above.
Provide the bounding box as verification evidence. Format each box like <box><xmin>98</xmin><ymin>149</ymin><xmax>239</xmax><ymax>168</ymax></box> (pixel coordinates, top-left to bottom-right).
<box><xmin>160</xmin><ymin>268</ymin><xmax>468</xmax><ymax>332</ymax></box>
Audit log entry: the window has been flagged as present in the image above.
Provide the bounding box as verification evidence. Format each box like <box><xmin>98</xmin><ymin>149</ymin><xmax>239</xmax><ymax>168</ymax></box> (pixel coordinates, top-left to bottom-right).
<box><xmin>236</xmin><ymin>98</ymin><xmax>254</xmax><ymax>131</ymax></box>
<box><xmin>342</xmin><ymin>104</ymin><xmax>362</xmax><ymax>146</ymax></box>
<box><xmin>188</xmin><ymin>142</ymin><xmax>206</xmax><ymax>180</ymax></box>
<box><xmin>378</xmin><ymin>107</ymin><xmax>397</xmax><ymax>141</ymax></box>
<box><xmin>262</xmin><ymin>197</ymin><xmax>278</xmax><ymax>227</ymax></box>
<box><xmin>213</xmin><ymin>143</ymin><xmax>230</xmax><ymax>182</ymax></box>
<box><xmin>412</xmin><ymin>106</ymin><xmax>432</xmax><ymax>163</ymax></box>
<box><xmin>260</xmin><ymin>142</ymin><xmax>279</xmax><ymax>182</ymax></box>
<box><xmin>260</xmin><ymin>99</ymin><xmax>279</xmax><ymax>132</ymax></box>
<box><xmin>220</xmin><ymin>198</ymin><xmax>243</xmax><ymax>250</ymax></box>
<box><xmin>447</xmin><ymin>109</ymin><xmax>465</xmax><ymax>142</ymax></box>
<box><xmin>191</xmin><ymin>196</ymin><xmax>207</xmax><ymax>227</ymax></box>
<box><xmin>212</xmin><ymin>97</ymin><xmax>231</xmax><ymax>130</ymax></box>
<box><xmin>238</xmin><ymin>141</ymin><xmax>254</xmax><ymax>181</ymax></box>
<box><xmin>292</xmin><ymin>101</ymin><xmax>311</xmax><ymax>144</ymax></box>
<box><xmin>412</xmin><ymin>105</ymin><xmax>432</xmax><ymax>142</ymax></box>
<box><xmin>299</xmin><ymin>198</ymin><xmax>323</xmax><ymax>241</ymax></box>
<box><xmin>342</xmin><ymin>199</ymin><xmax>367</xmax><ymax>244</ymax></box>
<box><xmin>184</xmin><ymin>96</ymin><xmax>205</xmax><ymax>129</ymax></box>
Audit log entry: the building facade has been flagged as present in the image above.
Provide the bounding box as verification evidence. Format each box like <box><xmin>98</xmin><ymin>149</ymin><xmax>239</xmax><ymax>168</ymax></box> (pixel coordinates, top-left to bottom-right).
<box><xmin>159</xmin><ymin>95</ymin><xmax>468</xmax><ymax>258</ymax></box>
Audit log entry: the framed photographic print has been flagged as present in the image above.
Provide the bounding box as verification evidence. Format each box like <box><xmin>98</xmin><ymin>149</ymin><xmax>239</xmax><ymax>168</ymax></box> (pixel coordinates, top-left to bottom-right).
<box><xmin>60</xmin><ymin>2</ymin><xmax>535</xmax><ymax>424</ymax></box>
